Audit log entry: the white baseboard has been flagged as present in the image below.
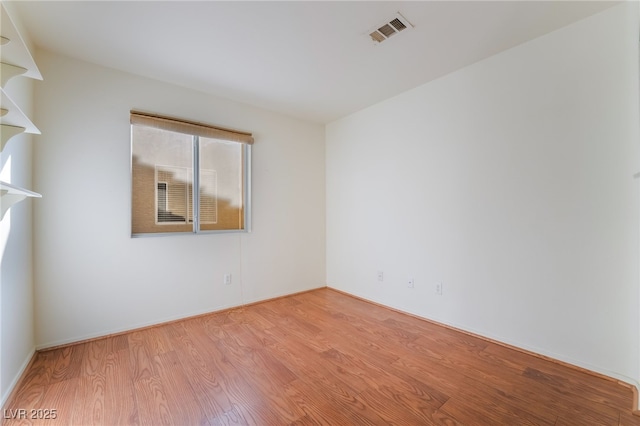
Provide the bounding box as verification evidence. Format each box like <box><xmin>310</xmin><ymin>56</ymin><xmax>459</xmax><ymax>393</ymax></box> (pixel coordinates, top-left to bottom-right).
<box><xmin>327</xmin><ymin>286</ymin><xmax>640</xmax><ymax>401</ymax></box>
<box><xmin>36</xmin><ymin>285</ymin><xmax>326</xmax><ymax>350</ymax></box>
<box><xmin>1</xmin><ymin>347</ymin><xmax>35</xmax><ymax>408</ymax></box>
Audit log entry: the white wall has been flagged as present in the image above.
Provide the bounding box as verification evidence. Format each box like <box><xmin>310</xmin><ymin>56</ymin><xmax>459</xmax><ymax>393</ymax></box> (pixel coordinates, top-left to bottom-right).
<box><xmin>33</xmin><ymin>51</ymin><xmax>326</xmax><ymax>348</ymax></box>
<box><xmin>327</xmin><ymin>3</ymin><xmax>639</xmax><ymax>387</ymax></box>
<box><xmin>0</xmin><ymin>3</ymin><xmax>37</xmax><ymax>405</ymax></box>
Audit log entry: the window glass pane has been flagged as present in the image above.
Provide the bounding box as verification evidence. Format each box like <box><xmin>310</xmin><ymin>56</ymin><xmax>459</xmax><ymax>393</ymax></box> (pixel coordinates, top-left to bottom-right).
<box><xmin>132</xmin><ymin>126</ymin><xmax>193</xmax><ymax>234</ymax></box>
<box><xmin>199</xmin><ymin>137</ymin><xmax>244</xmax><ymax>231</ymax></box>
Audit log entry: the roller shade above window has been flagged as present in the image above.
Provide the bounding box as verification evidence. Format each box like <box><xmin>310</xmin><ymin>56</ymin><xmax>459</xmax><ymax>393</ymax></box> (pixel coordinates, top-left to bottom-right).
<box><xmin>130</xmin><ymin>111</ymin><xmax>254</xmax><ymax>145</ymax></box>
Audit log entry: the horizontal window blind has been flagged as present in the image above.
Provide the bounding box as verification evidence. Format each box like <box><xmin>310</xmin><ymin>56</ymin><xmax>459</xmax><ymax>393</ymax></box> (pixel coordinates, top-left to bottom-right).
<box><xmin>156</xmin><ymin>166</ymin><xmax>190</xmax><ymax>223</ymax></box>
<box><xmin>199</xmin><ymin>169</ymin><xmax>218</xmax><ymax>224</ymax></box>
<box><xmin>131</xmin><ymin>111</ymin><xmax>254</xmax><ymax>145</ymax></box>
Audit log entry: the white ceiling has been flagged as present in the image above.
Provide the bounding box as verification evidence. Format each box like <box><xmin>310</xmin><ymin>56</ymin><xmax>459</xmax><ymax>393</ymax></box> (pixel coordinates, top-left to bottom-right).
<box><xmin>10</xmin><ymin>1</ymin><xmax>616</xmax><ymax>124</ymax></box>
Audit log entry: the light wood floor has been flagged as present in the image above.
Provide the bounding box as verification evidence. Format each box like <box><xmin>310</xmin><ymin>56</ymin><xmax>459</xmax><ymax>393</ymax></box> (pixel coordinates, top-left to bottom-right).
<box><xmin>3</xmin><ymin>288</ymin><xmax>639</xmax><ymax>425</ymax></box>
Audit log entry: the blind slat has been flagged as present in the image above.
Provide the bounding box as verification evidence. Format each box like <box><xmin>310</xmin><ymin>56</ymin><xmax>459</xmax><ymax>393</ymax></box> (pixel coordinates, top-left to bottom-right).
<box><xmin>131</xmin><ymin>111</ymin><xmax>254</xmax><ymax>145</ymax></box>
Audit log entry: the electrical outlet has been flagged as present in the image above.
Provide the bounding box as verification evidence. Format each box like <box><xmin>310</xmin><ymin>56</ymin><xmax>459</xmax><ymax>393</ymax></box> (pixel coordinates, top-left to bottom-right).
<box><xmin>407</xmin><ymin>277</ymin><xmax>414</xmax><ymax>288</ymax></box>
<box><xmin>377</xmin><ymin>271</ymin><xmax>384</xmax><ymax>282</ymax></box>
<box><xmin>224</xmin><ymin>274</ymin><xmax>232</xmax><ymax>285</ymax></box>
<box><xmin>435</xmin><ymin>282</ymin><xmax>443</xmax><ymax>295</ymax></box>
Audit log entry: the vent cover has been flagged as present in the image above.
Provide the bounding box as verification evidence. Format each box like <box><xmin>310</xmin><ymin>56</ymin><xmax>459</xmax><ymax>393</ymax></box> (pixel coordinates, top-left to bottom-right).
<box><xmin>368</xmin><ymin>12</ymin><xmax>413</xmax><ymax>44</ymax></box>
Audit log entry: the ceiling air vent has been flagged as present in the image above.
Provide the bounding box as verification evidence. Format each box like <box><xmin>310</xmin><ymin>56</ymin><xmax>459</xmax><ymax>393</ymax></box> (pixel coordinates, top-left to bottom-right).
<box><xmin>368</xmin><ymin>12</ymin><xmax>413</xmax><ymax>45</ymax></box>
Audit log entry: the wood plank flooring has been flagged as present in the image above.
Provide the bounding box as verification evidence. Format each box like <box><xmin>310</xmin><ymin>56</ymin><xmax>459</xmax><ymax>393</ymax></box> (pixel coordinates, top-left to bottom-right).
<box><xmin>3</xmin><ymin>288</ymin><xmax>639</xmax><ymax>425</ymax></box>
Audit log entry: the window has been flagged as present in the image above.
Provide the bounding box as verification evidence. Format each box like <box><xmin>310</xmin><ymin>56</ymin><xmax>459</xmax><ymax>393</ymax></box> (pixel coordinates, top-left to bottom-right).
<box><xmin>131</xmin><ymin>111</ymin><xmax>252</xmax><ymax>235</ymax></box>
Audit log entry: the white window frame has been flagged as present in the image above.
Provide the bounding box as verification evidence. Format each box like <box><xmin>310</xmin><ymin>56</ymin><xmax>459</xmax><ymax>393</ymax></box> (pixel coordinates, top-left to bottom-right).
<box><xmin>131</xmin><ymin>113</ymin><xmax>252</xmax><ymax>236</ymax></box>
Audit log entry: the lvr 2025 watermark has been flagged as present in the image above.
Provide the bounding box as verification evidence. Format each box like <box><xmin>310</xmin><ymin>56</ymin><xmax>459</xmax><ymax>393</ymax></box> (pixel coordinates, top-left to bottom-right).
<box><xmin>3</xmin><ymin>408</ymin><xmax>58</xmax><ymax>419</ymax></box>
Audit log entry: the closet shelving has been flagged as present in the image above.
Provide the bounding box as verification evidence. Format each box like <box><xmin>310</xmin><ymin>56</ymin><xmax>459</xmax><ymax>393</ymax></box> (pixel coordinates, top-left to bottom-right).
<box><xmin>0</xmin><ymin>181</ymin><xmax>41</xmax><ymax>220</ymax></box>
<box><xmin>0</xmin><ymin>3</ymin><xmax>41</xmax><ymax>82</ymax></box>
<box><xmin>0</xmin><ymin>2</ymin><xmax>43</xmax><ymax>217</ymax></box>
<box><xmin>1</xmin><ymin>88</ymin><xmax>40</xmax><ymax>150</ymax></box>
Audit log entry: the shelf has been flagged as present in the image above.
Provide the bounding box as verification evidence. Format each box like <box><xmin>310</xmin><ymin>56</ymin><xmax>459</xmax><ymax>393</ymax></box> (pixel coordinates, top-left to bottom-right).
<box><xmin>0</xmin><ymin>90</ymin><xmax>38</xmax><ymax>133</ymax></box>
<box><xmin>0</xmin><ymin>88</ymin><xmax>39</xmax><ymax>150</ymax></box>
<box><xmin>1</xmin><ymin>3</ymin><xmax>42</xmax><ymax>86</ymax></box>
<box><xmin>0</xmin><ymin>180</ymin><xmax>41</xmax><ymax>220</ymax></box>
